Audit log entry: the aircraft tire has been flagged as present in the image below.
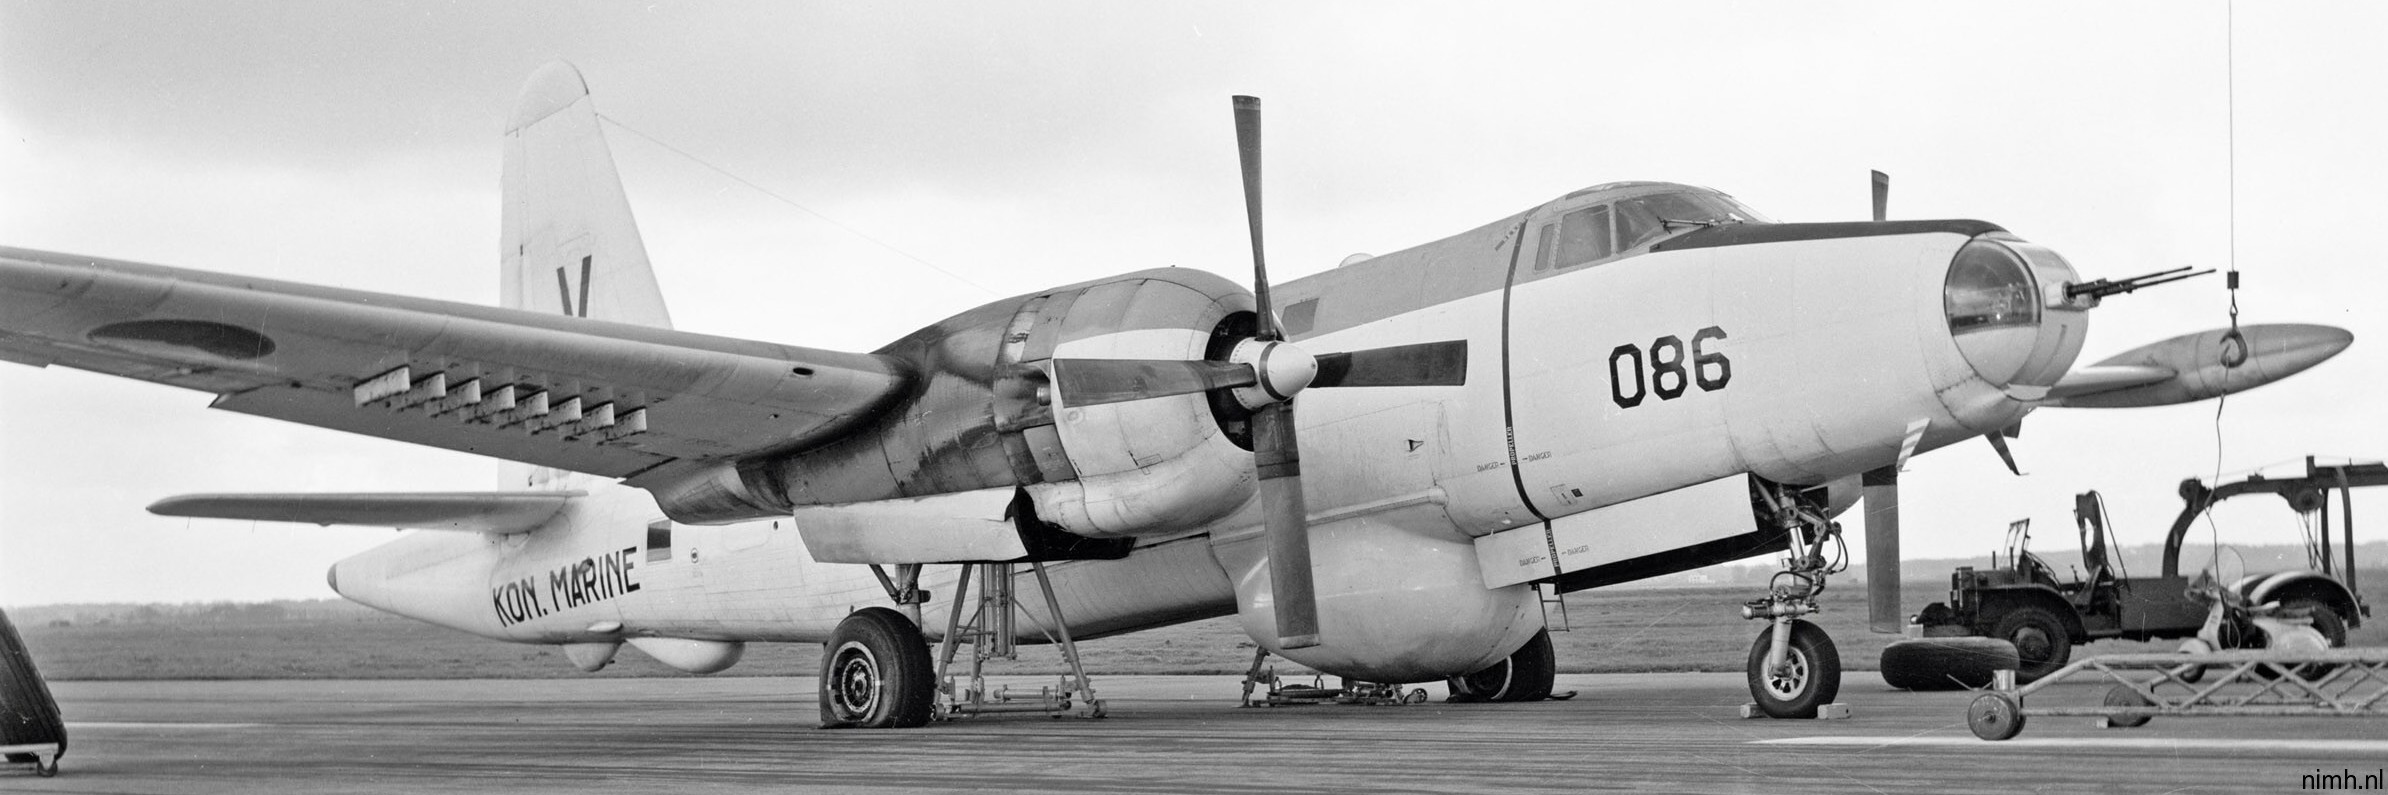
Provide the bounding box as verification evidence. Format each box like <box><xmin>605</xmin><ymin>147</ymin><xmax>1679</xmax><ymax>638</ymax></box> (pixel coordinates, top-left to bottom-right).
<box><xmin>1878</xmin><ymin>636</ymin><xmax>2018</xmax><ymax>691</ymax></box>
<box><xmin>1745</xmin><ymin>619</ymin><xmax>1839</xmax><ymax>719</ymax></box>
<box><xmin>1991</xmin><ymin>605</ymin><xmax>2072</xmax><ymax>683</ymax></box>
<box><xmin>1445</xmin><ymin>629</ymin><xmax>1556</xmax><ymax>703</ymax></box>
<box><xmin>818</xmin><ymin>607</ymin><xmax>935</xmax><ymax>729</ymax></box>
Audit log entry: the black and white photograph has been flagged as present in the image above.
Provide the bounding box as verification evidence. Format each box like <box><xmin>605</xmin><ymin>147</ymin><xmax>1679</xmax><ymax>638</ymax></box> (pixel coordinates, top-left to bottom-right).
<box><xmin>4</xmin><ymin>2</ymin><xmax>2385</xmax><ymax>791</ymax></box>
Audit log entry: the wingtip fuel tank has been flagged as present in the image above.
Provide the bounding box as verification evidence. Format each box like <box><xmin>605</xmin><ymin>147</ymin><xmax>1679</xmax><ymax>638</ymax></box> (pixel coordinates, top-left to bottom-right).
<box><xmin>2048</xmin><ymin>323</ymin><xmax>2353</xmax><ymax>408</ymax></box>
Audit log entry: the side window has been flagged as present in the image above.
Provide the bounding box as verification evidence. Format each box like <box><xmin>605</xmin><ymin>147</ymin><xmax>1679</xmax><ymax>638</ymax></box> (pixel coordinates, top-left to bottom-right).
<box><xmin>1556</xmin><ymin>206</ymin><xmax>1612</xmax><ymax>268</ymax></box>
<box><xmin>646</xmin><ymin>520</ymin><xmax>672</xmax><ymax>563</ymax></box>
<box><xmin>1532</xmin><ymin>224</ymin><xmax>1556</xmax><ymax>271</ymax></box>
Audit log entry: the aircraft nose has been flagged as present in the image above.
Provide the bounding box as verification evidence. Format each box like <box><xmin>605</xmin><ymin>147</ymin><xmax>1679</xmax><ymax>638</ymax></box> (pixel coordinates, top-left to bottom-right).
<box><xmin>325</xmin><ymin>563</ymin><xmax>342</xmax><ymax>595</ymax></box>
<box><xmin>1941</xmin><ymin>234</ymin><xmax>2091</xmax><ymax>396</ymax></box>
<box><xmin>1943</xmin><ymin>236</ymin><xmax>2041</xmax><ymax>385</ymax></box>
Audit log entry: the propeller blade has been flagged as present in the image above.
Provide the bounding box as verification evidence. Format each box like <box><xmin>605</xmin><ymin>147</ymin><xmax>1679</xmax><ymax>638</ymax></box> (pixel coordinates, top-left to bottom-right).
<box><xmin>1233</xmin><ymin>95</ymin><xmax>1279</xmax><ymax>341</ymax></box>
<box><xmin>1863</xmin><ymin>466</ymin><xmax>1902</xmax><ymax>634</ymax></box>
<box><xmin>1312</xmin><ymin>340</ymin><xmax>1469</xmax><ymax>388</ymax></box>
<box><xmin>1253</xmin><ymin>402</ymin><xmax>1320</xmax><ymax>648</ymax></box>
<box><xmin>1050</xmin><ymin>359</ymin><xmax>1255</xmax><ymax>407</ymax></box>
<box><xmin>1870</xmin><ymin>170</ymin><xmax>1889</xmax><ymax>222</ymax></box>
<box><xmin>1233</xmin><ymin>95</ymin><xmax>1318</xmax><ymax>649</ymax></box>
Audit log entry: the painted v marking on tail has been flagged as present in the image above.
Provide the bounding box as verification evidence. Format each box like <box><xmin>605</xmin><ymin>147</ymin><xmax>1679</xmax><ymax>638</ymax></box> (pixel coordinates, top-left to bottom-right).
<box><xmin>553</xmin><ymin>256</ymin><xmax>594</xmax><ymax>317</ymax></box>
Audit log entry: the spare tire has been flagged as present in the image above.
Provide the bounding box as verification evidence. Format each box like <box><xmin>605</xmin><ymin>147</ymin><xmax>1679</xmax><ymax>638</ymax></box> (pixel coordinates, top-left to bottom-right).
<box><xmin>1880</xmin><ymin>637</ymin><xmax>2020</xmax><ymax>690</ymax></box>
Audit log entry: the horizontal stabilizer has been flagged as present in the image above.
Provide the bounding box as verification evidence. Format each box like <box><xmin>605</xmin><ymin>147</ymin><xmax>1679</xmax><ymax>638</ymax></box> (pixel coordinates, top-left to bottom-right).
<box><xmin>2046</xmin><ymin>323</ymin><xmax>2353</xmax><ymax>409</ymax></box>
<box><xmin>148</xmin><ymin>492</ymin><xmax>581</xmax><ymax>534</ymax></box>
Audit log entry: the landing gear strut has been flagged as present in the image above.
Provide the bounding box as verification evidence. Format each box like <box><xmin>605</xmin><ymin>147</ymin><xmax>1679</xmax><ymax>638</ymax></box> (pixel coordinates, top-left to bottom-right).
<box><xmin>1740</xmin><ymin>482</ymin><xmax>1847</xmax><ymax>719</ymax></box>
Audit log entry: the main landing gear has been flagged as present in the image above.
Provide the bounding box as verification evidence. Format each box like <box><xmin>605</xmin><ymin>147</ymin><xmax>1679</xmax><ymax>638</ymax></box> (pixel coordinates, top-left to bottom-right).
<box><xmin>825</xmin><ymin>561</ymin><xmax>1106</xmax><ymax>728</ymax></box>
<box><xmin>1739</xmin><ymin>482</ymin><xmax>1847</xmax><ymax>719</ymax></box>
<box><xmin>1446</xmin><ymin>629</ymin><xmax>1560</xmax><ymax>703</ymax></box>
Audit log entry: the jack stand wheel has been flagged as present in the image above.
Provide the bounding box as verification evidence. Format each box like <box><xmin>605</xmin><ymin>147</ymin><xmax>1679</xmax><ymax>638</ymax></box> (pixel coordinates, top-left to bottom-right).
<box><xmin>2099</xmin><ymin>685</ymin><xmax>2152</xmax><ymax>728</ymax></box>
<box><xmin>1967</xmin><ymin>692</ymin><xmax>2026</xmax><ymax>741</ymax></box>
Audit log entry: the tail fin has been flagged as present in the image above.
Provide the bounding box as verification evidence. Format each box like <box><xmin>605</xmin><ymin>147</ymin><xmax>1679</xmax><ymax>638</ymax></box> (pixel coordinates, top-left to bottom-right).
<box><xmin>500</xmin><ymin>61</ymin><xmax>673</xmax><ymax>328</ymax></box>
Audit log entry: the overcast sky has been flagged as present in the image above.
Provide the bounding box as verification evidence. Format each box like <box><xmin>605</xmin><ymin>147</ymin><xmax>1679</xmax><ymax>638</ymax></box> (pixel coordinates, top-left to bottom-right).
<box><xmin>4</xmin><ymin>1</ymin><xmax>2383</xmax><ymax>606</ymax></box>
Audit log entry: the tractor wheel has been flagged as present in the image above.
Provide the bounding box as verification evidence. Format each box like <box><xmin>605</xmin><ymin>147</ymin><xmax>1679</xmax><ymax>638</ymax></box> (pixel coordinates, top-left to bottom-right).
<box><xmin>818</xmin><ymin>607</ymin><xmax>936</xmax><ymax>729</ymax></box>
<box><xmin>1447</xmin><ymin>629</ymin><xmax>1556</xmax><ymax>703</ymax></box>
<box><xmin>1746</xmin><ymin>620</ymin><xmax>1839</xmax><ymax>719</ymax></box>
<box><xmin>1991</xmin><ymin>605</ymin><xmax>2072</xmax><ymax>683</ymax></box>
<box><xmin>1879</xmin><ymin>637</ymin><xmax>2020</xmax><ymax>690</ymax></box>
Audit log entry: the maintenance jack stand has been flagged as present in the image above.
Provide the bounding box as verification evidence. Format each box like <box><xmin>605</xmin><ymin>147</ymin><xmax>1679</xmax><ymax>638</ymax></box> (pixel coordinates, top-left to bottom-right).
<box><xmin>932</xmin><ymin>561</ymin><xmax>1105</xmax><ymax>721</ymax></box>
<box><xmin>1239</xmin><ymin>649</ymin><xmax>1427</xmax><ymax>707</ymax></box>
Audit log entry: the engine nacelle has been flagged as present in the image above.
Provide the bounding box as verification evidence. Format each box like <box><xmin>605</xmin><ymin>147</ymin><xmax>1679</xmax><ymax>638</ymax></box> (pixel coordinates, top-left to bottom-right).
<box><xmin>665</xmin><ymin>268</ymin><xmax>1263</xmax><ymax>544</ymax></box>
<box><xmin>1020</xmin><ymin>275</ymin><xmax>1259</xmax><ymax>538</ymax></box>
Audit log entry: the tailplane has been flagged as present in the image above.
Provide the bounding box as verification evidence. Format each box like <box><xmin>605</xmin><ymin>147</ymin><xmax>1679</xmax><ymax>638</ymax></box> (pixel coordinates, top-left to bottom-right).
<box><xmin>500</xmin><ymin>61</ymin><xmax>673</xmax><ymax>328</ymax></box>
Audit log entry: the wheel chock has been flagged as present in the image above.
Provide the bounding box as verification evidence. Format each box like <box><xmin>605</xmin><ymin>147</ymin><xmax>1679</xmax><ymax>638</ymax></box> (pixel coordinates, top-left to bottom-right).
<box><xmin>1739</xmin><ymin>702</ymin><xmax>1851</xmax><ymax>719</ymax></box>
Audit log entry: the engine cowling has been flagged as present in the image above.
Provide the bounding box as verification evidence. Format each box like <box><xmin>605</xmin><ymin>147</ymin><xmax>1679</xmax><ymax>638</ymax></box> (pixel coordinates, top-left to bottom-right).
<box><xmin>1017</xmin><ymin>274</ymin><xmax>1259</xmax><ymax>538</ymax></box>
<box><xmin>654</xmin><ymin>268</ymin><xmax>1263</xmax><ymax>544</ymax></box>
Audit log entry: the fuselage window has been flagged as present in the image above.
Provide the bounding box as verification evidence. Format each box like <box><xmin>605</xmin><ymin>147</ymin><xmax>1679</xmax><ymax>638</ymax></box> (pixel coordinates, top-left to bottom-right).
<box><xmin>1555</xmin><ymin>205</ymin><xmax>1613</xmax><ymax>268</ymax></box>
<box><xmin>646</xmin><ymin>520</ymin><xmax>672</xmax><ymax>563</ymax></box>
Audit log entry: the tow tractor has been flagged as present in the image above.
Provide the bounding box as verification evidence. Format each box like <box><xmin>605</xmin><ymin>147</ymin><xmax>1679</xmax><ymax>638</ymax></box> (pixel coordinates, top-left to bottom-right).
<box><xmin>1886</xmin><ymin>457</ymin><xmax>2376</xmax><ymax>687</ymax></box>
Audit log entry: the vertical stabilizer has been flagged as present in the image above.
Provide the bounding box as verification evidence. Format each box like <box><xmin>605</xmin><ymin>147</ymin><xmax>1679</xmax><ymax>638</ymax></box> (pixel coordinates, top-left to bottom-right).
<box><xmin>501</xmin><ymin>61</ymin><xmax>673</xmax><ymax>328</ymax></box>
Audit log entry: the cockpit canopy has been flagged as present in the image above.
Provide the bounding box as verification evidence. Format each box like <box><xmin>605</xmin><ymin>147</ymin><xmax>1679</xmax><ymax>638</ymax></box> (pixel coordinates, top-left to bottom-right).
<box><xmin>1534</xmin><ymin>183</ymin><xmax>1771</xmax><ymax>272</ymax></box>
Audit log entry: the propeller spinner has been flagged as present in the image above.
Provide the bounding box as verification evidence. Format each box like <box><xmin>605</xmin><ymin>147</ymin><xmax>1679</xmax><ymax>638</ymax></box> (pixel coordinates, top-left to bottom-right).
<box><xmin>1044</xmin><ymin>96</ymin><xmax>1470</xmax><ymax>649</ymax></box>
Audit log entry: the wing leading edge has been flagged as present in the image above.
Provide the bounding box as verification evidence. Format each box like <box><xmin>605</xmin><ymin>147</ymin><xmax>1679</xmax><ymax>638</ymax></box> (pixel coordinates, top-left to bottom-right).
<box><xmin>149</xmin><ymin>492</ymin><xmax>583</xmax><ymax>534</ymax></box>
<box><xmin>0</xmin><ymin>247</ymin><xmax>913</xmax><ymax>478</ymax></box>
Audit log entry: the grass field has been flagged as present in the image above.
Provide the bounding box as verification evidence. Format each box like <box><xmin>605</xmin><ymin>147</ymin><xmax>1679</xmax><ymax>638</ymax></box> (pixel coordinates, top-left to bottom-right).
<box><xmin>19</xmin><ymin>572</ymin><xmax>2385</xmax><ymax>682</ymax></box>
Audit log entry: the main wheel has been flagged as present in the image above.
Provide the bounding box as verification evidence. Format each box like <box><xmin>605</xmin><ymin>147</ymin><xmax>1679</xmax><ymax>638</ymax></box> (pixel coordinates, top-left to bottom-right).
<box><xmin>1746</xmin><ymin>620</ymin><xmax>1839</xmax><ymax>719</ymax></box>
<box><xmin>1991</xmin><ymin>605</ymin><xmax>2072</xmax><ymax>683</ymax></box>
<box><xmin>1446</xmin><ymin>629</ymin><xmax>1556</xmax><ymax>703</ymax></box>
<box><xmin>819</xmin><ymin>607</ymin><xmax>935</xmax><ymax>729</ymax></box>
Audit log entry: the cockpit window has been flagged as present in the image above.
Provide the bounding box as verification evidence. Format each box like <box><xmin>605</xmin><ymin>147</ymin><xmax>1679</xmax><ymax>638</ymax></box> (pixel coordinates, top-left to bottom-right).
<box><xmin>1554</xmin><ymin>205</ymin><xmax>1613</xmax><ymax>268</ymax></box>
<box><xmin>1614</xmin><ymin>191</ymin><xmax>1768</xmax><ymax>250</ymax></box>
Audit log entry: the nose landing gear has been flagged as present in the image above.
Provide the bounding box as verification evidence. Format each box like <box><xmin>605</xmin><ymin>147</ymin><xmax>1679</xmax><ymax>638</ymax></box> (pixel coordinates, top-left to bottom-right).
<box><xmin>1739</xmin><ymin>482</ymin><xmax>1848</xmax><ymax>719</ymax></box>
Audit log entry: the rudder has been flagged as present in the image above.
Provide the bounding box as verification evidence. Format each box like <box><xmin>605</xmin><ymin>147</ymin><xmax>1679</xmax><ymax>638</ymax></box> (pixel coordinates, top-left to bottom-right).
<box><xmin>500</xmin><ymin>61</ymin><xmax>673</xmax><ymax>328</ymax></box>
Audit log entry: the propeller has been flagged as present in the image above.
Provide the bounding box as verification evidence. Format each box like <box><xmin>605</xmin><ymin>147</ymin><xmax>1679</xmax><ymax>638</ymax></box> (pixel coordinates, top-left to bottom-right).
<box><xmin>1041</xmin><ymin>96</ymin><xmax>1469</xmax><ymax>650</ymax></box>
<box><xmin>1870</xmin><ymin>169</ymin><xmax>1889</xmax><ymax>222</ymax></box>
<box><xmin>1862</xmin><ymin>172</ymin><xmax>1901</xmax><ymax>633</ymax></box>
<box><xmin>1862</xmin><ymin>466</ymin><xmax>1901</xmax><ymax>633</ymax></box>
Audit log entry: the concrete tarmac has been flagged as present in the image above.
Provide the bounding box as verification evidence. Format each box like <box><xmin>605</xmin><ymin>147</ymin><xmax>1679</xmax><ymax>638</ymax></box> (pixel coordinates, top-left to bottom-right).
<box><xmin>8</xmin><ymin>673</ymin><xmax>2383</xmax><ymax>793</ymax></box>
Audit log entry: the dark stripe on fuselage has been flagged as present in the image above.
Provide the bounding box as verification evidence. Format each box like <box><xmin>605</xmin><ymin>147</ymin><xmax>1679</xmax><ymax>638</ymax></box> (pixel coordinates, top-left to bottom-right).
<box><xmin>1493</xmin><ymin>211</ymin><xmax>1553</xmax><ymax>525</ymax></box>
<box><xmin>1648</xmin><ymin>219</ymin><xmax>2004</xmax><ymax>253</ymax></box>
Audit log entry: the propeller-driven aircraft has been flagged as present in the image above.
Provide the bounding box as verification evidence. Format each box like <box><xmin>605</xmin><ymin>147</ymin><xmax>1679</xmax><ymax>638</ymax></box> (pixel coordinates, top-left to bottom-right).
<box><xmin>0</xmin><ymin>63</ymin><xmax>2353</xmax><ymax>726</ymax></box>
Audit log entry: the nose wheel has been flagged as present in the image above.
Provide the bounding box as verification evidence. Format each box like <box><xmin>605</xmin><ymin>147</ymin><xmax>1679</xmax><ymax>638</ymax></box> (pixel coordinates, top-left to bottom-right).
<box><xmin>1745</xmin><ymin>619</ymin><xmax>1841</xmax><ymax>718</ymax></box>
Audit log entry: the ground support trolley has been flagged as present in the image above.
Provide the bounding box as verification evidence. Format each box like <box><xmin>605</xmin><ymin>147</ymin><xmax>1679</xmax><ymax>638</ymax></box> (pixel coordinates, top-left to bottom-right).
<box><xmin>1966</xmin><ymin>648</ymin><xmax>2388</xmax><ymax>740</ymax></box>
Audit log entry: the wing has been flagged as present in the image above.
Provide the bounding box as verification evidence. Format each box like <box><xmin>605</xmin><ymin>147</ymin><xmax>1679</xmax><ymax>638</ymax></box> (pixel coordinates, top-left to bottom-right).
<box><xmin>0</xmin><ymin>247</ymin><xmax>912</xmax><ymax>479</ymax></box>
<box><xmin>149</xmin><ymin>492</ymin><xmax>581</xmax><ymax>534</ymax></box>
